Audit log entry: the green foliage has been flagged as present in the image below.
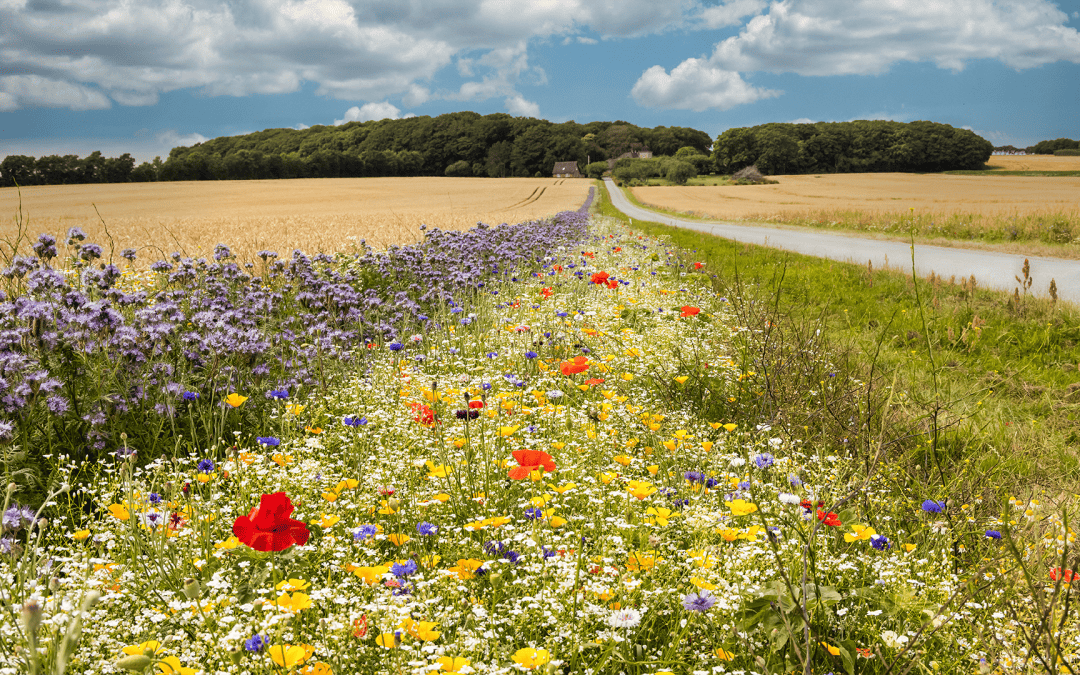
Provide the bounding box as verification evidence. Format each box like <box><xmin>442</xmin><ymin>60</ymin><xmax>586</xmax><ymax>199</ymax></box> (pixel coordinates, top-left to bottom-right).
<box><xmin>712</xmin><ymin>120</ymin><xmax>993</xmax><ymax>175</ymax></box>
<box><xmin>1053</xmin><ymin>149</ymin><xmax>1080</xmax><ymax>156</ymax></box>
<box><xmin>584</xmin><ymin>161</ymin><xmax>608</xmax><ymax>179</ymax></box>
<box><xmin>444</xmin><ymin>160</ymin><xmax>473</xmax><ymax>177</ymax></box>
<box><xmin>1029</xmin><ymin>138</ymin><xmax>1080</xmax><ymax>154</ymax></box>
<box><xmin>663</xmin><ymin>160</ymin><xmax>696</xmax><ymax>185</ymax></box>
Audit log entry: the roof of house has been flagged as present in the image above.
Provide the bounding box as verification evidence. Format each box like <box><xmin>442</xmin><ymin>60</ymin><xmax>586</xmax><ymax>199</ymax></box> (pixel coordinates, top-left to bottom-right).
<box><xmin>553</xmin><ymin>161</ymin><xmax>580</xmax><ymax>173</ymax></box>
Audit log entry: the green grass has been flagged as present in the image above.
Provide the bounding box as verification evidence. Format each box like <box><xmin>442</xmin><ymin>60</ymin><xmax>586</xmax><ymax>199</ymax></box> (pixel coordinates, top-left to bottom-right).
<box><xmin>596</xmin><ymin>179</ymin><xmax>1080</xmax><ymax>498</ymax></box>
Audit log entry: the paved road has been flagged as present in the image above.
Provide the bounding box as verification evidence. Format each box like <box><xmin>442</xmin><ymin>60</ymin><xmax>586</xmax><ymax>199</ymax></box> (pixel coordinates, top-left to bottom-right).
<box><xmin>603</xmin><ymin>178</ymin><xmax>1080</xmax><ymax>305</ymax></box>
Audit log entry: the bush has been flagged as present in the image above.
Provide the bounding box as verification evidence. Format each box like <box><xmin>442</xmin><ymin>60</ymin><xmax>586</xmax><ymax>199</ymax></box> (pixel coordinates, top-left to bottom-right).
<box><xmin>584</xmin><ymin>161</ymin><xmax>608</xmax><ymax>179</ymax></box>
<box><xmin>733</xmin><ymin>165</ymin><xmax>766</xmax><ymax>184</ymax></box>
<box><xmin>1053</xmin><ymin>149</ymin><xmax>1080</xmax><ymax>156</ymax></box>
<box><xmin>664</xmin><ymin>160</ymin><xmax>697</xmax><ymax>185</ymax></box>
<box><xmin>444</xmin><ymin>160</ymin><xmax>473</xmax><ymax>177</ymax></box>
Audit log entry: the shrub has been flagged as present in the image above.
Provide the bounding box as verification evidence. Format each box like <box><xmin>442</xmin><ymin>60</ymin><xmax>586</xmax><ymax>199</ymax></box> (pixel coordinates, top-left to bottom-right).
<box><xmin>444</xmin><ymin>160</ymin><xmax>473</xmax><ymax>177</ymax></box>
<box><xmin>733</xmin><ymin>164</ymin><xmax>766</xmax><ymax>184</ymax></box>
<box><xmin>1053</xmin><ymin>149</ymin><xmax>1080</xmax><ymax>156</ymax></box>
<box><xmin>664</xmin><ymin>160</ymin><xmax>697</xmax><ymax>185</ymax></box>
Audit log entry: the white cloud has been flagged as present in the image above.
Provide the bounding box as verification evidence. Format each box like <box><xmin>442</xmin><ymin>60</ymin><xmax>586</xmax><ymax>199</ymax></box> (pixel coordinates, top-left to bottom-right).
<box><xmin>631</xmin><ymin>58</ymin><xmax>781</xmax><ymax>111</ymax></box>
<box><xmin>0</xmin><ymin>75</ymin><xmax>111</xmax><ymax>110</ymax></box>
<box><xmin>156</xmin><ymin>130</ymin><xmax>211</xmax><ymax>149</ymax></box>
<box><xmin>333</xmin><ymin>101</ymin><xmax>404</xmax><ymax>125</ymax></box>
<box><xmin>0</xmin><ymin>0</ymin><xmax>699</xmax><ymax>113</ymax></box>
<box><xmin>0</xmin><ymin>129</ymin><xmax>209</xmax><ymax>163</ymax></box>
<box><xmin>505</xmin><ymin>95</ymin><xmax>540</xmax><ymax>117</ymax></box>
<box><xmin>708</xmin><ymin>0</ymin><xmax>1080</xmax><ymax>76</ymax></box>
<box><xmin>697</xmin><ymin>0</ymin><xmax>766</xmax><ymax>28</ymax></box>
<box><xmin>294</xmin><ymin>123</ymin><xmax>310</xmax><ymax>131</ymax></box>
<box><xmin>787</xmin><ymin>117</ymin><xmax>815</xmax><ymax>124</ymax></box>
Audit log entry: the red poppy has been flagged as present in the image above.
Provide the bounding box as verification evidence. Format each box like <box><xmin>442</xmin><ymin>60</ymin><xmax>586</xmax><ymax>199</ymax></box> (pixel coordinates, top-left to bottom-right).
<box><xmin>508</xmin><ymin>449</ymin><xmax>557</xmax><ymax>480</ymax></box>
<box><xmin>468</xmin><ymin>400</ymin><xmax>485</xmax><ymax>409</ymax></box>
<box><xmin>582</xmin><ymin>252</ymin><xmax>595</xmax><ymax>258</ymax></box>
<box><xmin>232</xmin><ymin>492</ymin><xmax>310</xmax><ymax>552</ymax></box>
<box><xmin>590</xmin><ymin>271</ymin><xmax>610</xmax><ymax>285</ymax></box>
<box><xmin>553</xmin><ymin>265</ymin><xmax>563</xmax><ymax>272</ymax></box>
<box><xmin>583</xmin><ymin>378</ymin><xmax>605</xmax><ymax>386</ymax></box>
<box><xmin>559</xmin><ymin>356</ymin><xmax>590</xmax><ymax>376</ymax></box>
<box><xmin>1050</xmin><ymin>567</ymin><xmax>1075</xmax><ymax>584</ymax></box>
<box><xmin>817</xmin><ymin>510</ymin><xmax>842</xmax><ymax>527</ymax></box>
<box><xmin>407</xmin><ymin>402</ymin><xmax>437</xmax><ymax>426</ymax></box>
<box><xmin>541</xmin><ymin>287</ymin><xmax>553</xmax><ymax>298</ymax></box>
<box><xmin>606</xmin><ymin>279</ymin><xmax>618</xmax><ymax>289</ymax></box>
<box><xmin>680</xmin><ymin>306</ymin><xmax>701</xmax><ymax>318</ymax></box>
<box><xmin>693</xmin><ymin>262</ymin><xmax>704</xmax><ymax>270</ymax></box>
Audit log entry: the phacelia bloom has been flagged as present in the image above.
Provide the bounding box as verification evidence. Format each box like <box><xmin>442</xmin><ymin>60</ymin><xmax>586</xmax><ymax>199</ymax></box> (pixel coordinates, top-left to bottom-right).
<box><xmin>682</xmin><ymin>590</ymin><xmax>716</xmax><ymax>612</ymax></box>
<box><xmin>921</xmin><ymin>500</ymin><xmax>946</xmax><ymax>514</ymax></box>
<box><xmin>256</xmin><ymin>436</ymin><xmax>281</xmax><ymax>447</ymax></box>
<box><xmin>416</xmin><ymin>522</ymin><xmax>438</xmax><ymax>536</ymax></box>
<box><xmin>232</xmin><ymin>492</ymin><xmax>310</xmax><ymax>552</ymax></box>
<box><xmin>754</xmin><ymin>453</ymin><xmax>774</xmax><ymax>469</ymax></box>
<box><xmin>679</xmin><ymin>305</ymin><xmax>701</xmax><ymax>317</ymax></box>
<box><xmin>508</xmin><ymin>449</ymin><xmax>556</xmax><ymax>480</ymax></box>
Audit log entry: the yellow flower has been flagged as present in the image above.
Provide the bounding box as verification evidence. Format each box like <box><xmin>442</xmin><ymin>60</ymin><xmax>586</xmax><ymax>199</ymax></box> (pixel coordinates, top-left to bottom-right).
<box><xmin>224</xmin><ymin>393</ymin><xmax>247</xmax><ymax>408</ymax></box>
<box><xmin>426</xmin><ymin>461</ymin><xmax>452</xmax><ymax>478</ymax></box>
<box><xmin>902</xmin><ymin>543</ymin><xmax>917</xmax><ymax>553</ymax></box>
<box><xmin>626</xmin><ymin>480</ymin><xmax>656</xmax><ymax>500</ymax></box>
<box><xmin>715</xmin><ymin>648</ymin><xmax>735</xmax><ymax>661</ymax></box>
<box><xmin>350</xmin><ymin>564</ymin><xmax>390</xmax><ymax>585</ymax></box>
<box><xmin>844</xmin><ymin>524</ymin><xmax>877</xmax><ymax>543</ymax></box>
<box><xmin>717</xmin><ymin>527</ymin><xmax>739</xmax><ymax>542</ymax></box>
<box><xmin>388</xmin><ymin>533</ymin><xmax>411</xmax><ymax>546</ymax></box>
<box><xmin>599</xmin><ymin>471</ymin><xmax>619</xmax><ymax>485</ymax></box>
<box><xmin>530</xmin><ymin>494</ymin><xmax>553</xmax><ymax>507</ymax></box>
<box><xmin>304</xmin><ymin>426</ymin><xmax>323</xmax><ymax>434</ymax></box>
<box><xmin>270</xmin><ymin>644</ymin><xmax>314</xmax><ymax>667</ymax></box>
<box><xmin>71</xmin><ymin>529</ymin><xmax>91</xmax><ymax>541</ymax></box>
<box><xmin>552</xmin><ymin>442</ymin><xmax>566</xmax><ymax>450</ymax></box>
<box><xmin>674</xmin><ymin>376</ymin><xmax>689</xmax><ymax>384</ymax></box>
<box><xmin>549</xmin><ymin>515</ymin><xmax>567</xmax><ymax>528</ymax></box>
<box><xmin>646</xmin><ymin>464</ymin><xmax>659</xmax><ymax>475</ymax></box>
<box><xmin>214</xmin><ymin>536</ymin><xmax>241</xmax><ymax>550</ymax></box>
<box><xmin>157</xmin><ymin>656</ymin><xmax>198</xmax><ymax>675</ymax></box>
<box><xmin>275</xmin><ymin>578</ymin><xmax>311</xmax><ymax>591</ymax></box>
<box><xmin>687</xmin><ymin>549</ymin><xmax>717</xmax><ymax>568</ymax></box>
<box><xmin>662</xmin><ymin>439</ymin><xmax>677</xmax><ymax>451</ymax></box>
<box><xmin>314</xmin><ymin>514</ymin><xmax>338</xmax><ymax>528</ymax></box>
<box><xmin>645</xmin><ymin>507</ymin><xmax>677</xmax><ymax>526</ymax></box>
<box><xmin>499</xmin><ymin>425</ymin><xmax>520</xmax><ymax>437</ymax></box>
<box><xmin>622</xmin><ymin>372</ymin><xmax>634</xmax><ymax>381</ymax></box>
<box><xmin>321</xmin><ymin>491</ymin><xmax>338</xmax><ymax>502</ymax></box>
<box><xmin>122</xmin><ymin>640</ymin><xmax>165</xmax><ymax>656</ymax></box>
<box><xmin>448</xmin><ymin>558</ymin><xmax>484</xmax><ymax>580</ymax></box>
<box><xmin>108</xmin><ymin>504</ymin><xmax>130</xmax><ymax>521</ymax></box>
<box><xmin>626</xmin><ymin>551</ymin><xmax>659</xmax><ymax>572</ymax></box>
<box><xmin>300</xmin><ymin>663</ymin><xmax>333</xmax><ymax>675</ymax></box>
<box><xmin>376</xmin><ymin>633</ymin><xmax>400</xmax><ymax>649</ymax></box>
<box><xmin>513</xmin><ymin>648</ymin><xmax>551</xmax><ymax>670</ymax></box>
<box><xmin>691</xmin><ymin>575</ymin><xmax>717</xmax><ymax>590</ymax></box>
<box><xmin>548</xmin><ymin>482</ymin><xmax>576</xmax><ymax>494</ymax></box>
<box><xmin>612</xmin><ymin>454</ymin><xmax>632</xmax><ymax>466</ymax></box>
<box><xmin>821</xmin><ymin>641</ymin><xmax>840</xmax><ymax>656</ymax></box>
<box><xmin>333</xmin><ymin>479</ymin><xmax>359</xmax><ymax>492</ymax></box>
<box><xmin>431</xmin><ymin>493</ymin><xmax>450</xmax><ymax>502</ymax></box>
<box><xmin>272</xmin><ymin>453</ymin><xmax>293</xmax><ymax>466</ymax></box>
<box><xmin>726</xmin><ymin>499</ymin><xmax>758</xmax><ymax>516</ymax></box>
<box><xmin>286</xmin><ymin>403</ymin><xmax>305</xmax><ymax>415</ymax></box>
<box><xmin>195</xmin><ymin>472</ymin><xmax>212</xmax><ymax>483</ymax></box>
<box><xmin>430</xmin><ymin>656</ymin><xmax>470</xmax><ymax>673</ymax></box>
<box><xmin>701</xmin><ymin>441</ymin><xmax>713</xmax><ymax>452</ymax></box>
<box><xmin>377</xmin><ymin>499</ymin><xmax>399</xmax><ymax>515</ymax></box>
<box><xmin>402</xmin><ymin>618</ymin><xmax>441</xmax><ymax>641</ymax></box>
<box><xmin>274</xmin><ymin>591</ymin><xmax>312</xmax><ymax>613</ymax></box>
<box><xmin>452</xmin><ymin>438</ymin><xmax>467</xmax><ymax>449</ymax></box>
<box><xmin>723</xmin><ymin>423</ymin><xmax>738</xmax><ymax>432</ymax></box>
<box><xmin>708</xmin><ymin>422</ymin><xmax>722</xmax><ymax>429</ymax></box>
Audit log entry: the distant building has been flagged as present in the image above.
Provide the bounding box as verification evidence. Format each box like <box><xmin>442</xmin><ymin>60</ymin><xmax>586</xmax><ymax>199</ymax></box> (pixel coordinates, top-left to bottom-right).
<box><xmin>553</xmin><ymin>161</ymin><xmax>583</xmax><ymax>178</ymax></box>
<box><xmin>607</xmin><ymin>149</ymin><xmax>653</xmax><ymax>170</ymax></box>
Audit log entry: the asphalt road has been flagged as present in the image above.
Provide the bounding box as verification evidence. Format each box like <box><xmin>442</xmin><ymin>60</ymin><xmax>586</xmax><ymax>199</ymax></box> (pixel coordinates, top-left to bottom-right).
<box><xmin>603</xmin><ymin>178</ymin><xmax>1080</xmax><ymax>305</ymax></box>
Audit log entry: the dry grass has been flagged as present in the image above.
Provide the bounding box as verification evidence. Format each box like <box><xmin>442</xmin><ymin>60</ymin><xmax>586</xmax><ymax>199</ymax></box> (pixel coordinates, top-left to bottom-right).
<box><xmin>986</xmin><ymin>155</ymin><xmax>1080</xmax><ymax>171</ymax></box>
<box><xmin>0</xmin><ymin>177</ymin><xmax>591</xmax><ymax>262</ymax></box>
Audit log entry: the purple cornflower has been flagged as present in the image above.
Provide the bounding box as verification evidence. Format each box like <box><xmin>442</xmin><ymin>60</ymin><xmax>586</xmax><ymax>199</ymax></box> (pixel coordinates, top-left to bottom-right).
<box><xmin>416</xmin><ymin>521</ymin><xmax>438</xmax><ymax>536</ymax></box>
<box><xmin>524</xmin><ymin>507</ymin><xmax>543</xmax><ymax>520</ymax></box>
<box><xmin>754</xmin><ymin>453</ymin><xmax>775</xmax><ymax>469</ymax></box>
<box><xmin>197</xmin><ymin>459</ymin><xmax>214</xmax><ymax>473</ymax></box>
<box><xmin>255</xmin><ymin>436</ymin><xmax>280</xmax><ymax>447</ymax></box>
<box><xmin>342</xmin><ymin>416</ymin><xmax>367</xmax><ymax>427</ymax></box>
<box><xmin>391</xmin><ymin>559</ymin><xmax>418</xmax><ymax>578</ymax></box>
<box><xmin>921</xmin><ymin>500</ymin><xmax>946</xmax><ymax>514</ymax></box>
<box><xmin>682</xmin><ymin>590</ymin><xmax>716</xmax><ymax>613</ymax></box>
<box><xmin>353</xmin><ymin>524</ymin><xmax>378</xmax><ymax>541</ymax></box>
<box><xmin>684</xmin><ymin>471</ymin><xmax>706</xmax><ymax>484</ymax></box>
<box><xmin>870</xmin><ymin>535</ymin><xmax>891</xmax><ymax>551</ymax></box>
<box><xmin>387</xmin><ymin>342</ymin><xmax>404</xmax><ymax>352</ymax></box>
<box><xmin>267</xmin><ymin>389</ymin><xmax>289</xmax><ymax>400</ymax></box>
<box><xmin>148</xmin><ymin>493</ymin><xmax>163</xmax><ymax>505</ymax></box>
<box><xmin>525</xmin><ymin>351</ymin><xmax>538</xmax><ymax>359</ymax></box>
<box><xmin>181</xmin><ymin>392</ymin><xmax>199</xmax><ymax>401</ymax></box>
<box><xmin>244</xmin><ymin>634</ymin><xmax>267</xmax><ymax>653</ymax></box>
<box><xmin>986</xmin><ymin>530</ymin><xmax>1002</xmax><ymax>539</ymax></box>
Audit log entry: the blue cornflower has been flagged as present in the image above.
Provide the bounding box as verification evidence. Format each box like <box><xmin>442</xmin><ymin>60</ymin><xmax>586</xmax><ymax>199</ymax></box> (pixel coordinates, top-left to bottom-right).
<box><xmin>684</xmin><ymin>471</ymin><xmax>706</xmax><ymax>484</ymax></box>
<box><xmin>181</xmin><ymin>391</ymin><xmax>199</xmax><ymax>401</ymax></box>
<box><xmin>244</xmin><ymin>634</ymin><xmax>267</xmax><ymax>653</ymax></box>
<box><xmin>197</xmin><ymin>459</ymin><xmax>214</xmax><ymax>473</ymax></box>
<box><xmin>870</xmin><ymin>535</ymin><xmax>891</xmax><ymax>551</ymax></box>
<box><xmin>738</xmin><ymin>481</ymin><xmax>751</xmax><ymax>490</ymax></box>
<box><xmin>705</xmin><ymin>478</ymin><xmax>720</xmax><ymax>488</ymax></box>
<box><xmin>353</xmin><ymin>524</ymin><xmax>379</xmax><ymax>541</ymax></box>
<box><xmin>256</xmin><ymin>436</ymin><xmax>280</xmax><ymax>447</ymax></box>
<box><xmin>268</xmin><ymin>389</ymin><xmax>289</xmax><ymax>400</ymax></box>
<box><xmin>416</xmin><ymin>522</ymin><xmax>438</xmax><ymax>536</ymax></box>
<box><xmin>524</xmin><ymin>507</ymin><xmax>543</xmax><ymax>520</ymax></box>
<box><xmin>391</xmin><ymin>559</ymin><xmax>418</xmax><ymax>578</ymax></box>
<box><xmin>388</xmin><ymin>342</ymin><xmax>404</xmax><ymax>351</ymax></box>
<box><xmin>417</xmin><ymin>314</ymin><xmax>429</xmax><ymax>321</ymax></box>
<box><xmin>342</xmin><ymin>416</ymin><xmax>367</xmax><ymax>427</ymax></box>
<box><xmin>148</xmin><ymin>492</ymin><xmax>163</xmax><ymax>505</ymax></box>
<box><xmin>481</xmin><ymin>382</ymin><xmax>492</xmax><ymax>390</ymax></box>
<box><xmin>525</xmin><ymin>351</ymin><xmax>538</xmax><ymax>359</ymax></box>
<box><xmin>986</xmin><ymin>530</ymin><xmax>1002</xmax><ymax>539</ymax></box>
<box><xmin>541</xmin><ymin>546</ymin><xmax>556</xmax><ymax>558</ymax></box>
<box><xmin>681</xmin><ymin>590</ymin><xmax>716</xmax><ymax>612</ymax></box>
<box><xmin>486</xmin><ymin>351</ymin><xmax>498</xmax><ymax>359</ymax></box>
<box><xmin>789</xmin><ymin>474</ymin><xmax>803</xmax><ymax>487</ymax></box>
<box><xmin>754</xmin><ymin>453</ymin><xmax>775</xmax><ymax>469</ymax></box>
<box><xmin>503</xmin><ymin>550</ymin><xmax>521</xmax><ymax>564</ymax></box>
<box><xmin>921</xmin><ymin>499</ymin><xmax>946</xmax><ymax>514</ymax></box>
<box><xmin>556</xmin><ymin>311</ymin><xmax>568</xmax><ymax>317</ymax></box>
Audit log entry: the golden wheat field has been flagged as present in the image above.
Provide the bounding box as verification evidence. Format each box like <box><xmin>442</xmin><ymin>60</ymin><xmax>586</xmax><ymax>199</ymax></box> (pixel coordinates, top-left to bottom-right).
<box><xmin>986</xmin><ymin>154</ymin><xmax>1080</xmax><ymax>171</ymax></box>
<box><xmin>0</xmin><ymin>177</ymin><xmax>591</xmax><ymax>261</ymax></box>
<box><xmin>631</xmin><ymin>172</ymin><xmax>1080</xmax><ymax>222</ymax></box>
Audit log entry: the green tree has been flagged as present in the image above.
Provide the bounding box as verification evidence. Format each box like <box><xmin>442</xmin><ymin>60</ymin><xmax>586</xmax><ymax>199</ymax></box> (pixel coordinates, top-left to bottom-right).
<box><xmin>444</xmin><ymin>160</ymin><xmax>473</xmax><ymax>177</ymax></box>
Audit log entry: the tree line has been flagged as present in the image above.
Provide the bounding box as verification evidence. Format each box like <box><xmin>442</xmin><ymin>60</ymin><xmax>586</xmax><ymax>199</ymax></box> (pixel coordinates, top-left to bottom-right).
<box><xmin>712</xmin><ymin>120</ymin><xmax>993</xmax><ymax>175</ymax></box>
<box><xmin>1024</xmin><ymin>138</ymin><xmax>1079</xmax><ymax>155</ymax></box>
<box><xmin>0</xmin><ymin>112</ymin><xmax>712</xmax><ymax>187</ymax></box>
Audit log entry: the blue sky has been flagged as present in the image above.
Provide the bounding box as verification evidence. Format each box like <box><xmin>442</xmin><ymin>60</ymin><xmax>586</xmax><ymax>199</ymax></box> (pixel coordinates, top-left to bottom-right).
<box><xmin>2</xmin><ymin>0</ymin><xmax>1078</xmax><ymax>164</ymax></box>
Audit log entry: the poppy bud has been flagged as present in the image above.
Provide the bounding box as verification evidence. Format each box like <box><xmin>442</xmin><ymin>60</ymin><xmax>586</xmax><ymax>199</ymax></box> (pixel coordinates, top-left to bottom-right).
<box><xmin>229</xmin><ymin>646</ymin><xmax>243</xmax><ymax>665</ymax></box>
<box><xmin>116</xmin><ymin>654</ymin><xmax>153</xmax><ymax>671</ymax></box>
<box><xmin>183</xmin><ymin>578</ymin><xmax>202</xmax><ymax>599</ymax></box>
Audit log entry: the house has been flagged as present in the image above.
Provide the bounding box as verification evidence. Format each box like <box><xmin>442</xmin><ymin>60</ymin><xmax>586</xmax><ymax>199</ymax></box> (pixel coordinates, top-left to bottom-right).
<box><xmin>606</xmin><ymin>149</ymin><xmax>653</xmax><ymax>170</ymax></box>
<box><xmin>553</xmin><ymin>161</ymin><xmax>583</xmax><ymax>178</ymax></box>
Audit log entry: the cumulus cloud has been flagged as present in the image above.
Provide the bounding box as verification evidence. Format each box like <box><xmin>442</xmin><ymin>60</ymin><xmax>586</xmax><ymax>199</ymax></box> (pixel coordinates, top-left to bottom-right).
<box><xmin>505</xmin><ymin>95</ymin><xmax>540</xmax><ymax>117</ymax></box>
<box><xmin>696</xmin><ymin>0</ymin><xmax>766</xmax><ymax>29</ymax></box>
<box><xmin>334</xmin><ymin>101</ymin><xmax>405</xmax><ymax>125</ymax></box>
<box><xmin>0</xmin><ymin>0</ymin><xmax>698</xmax><ymax>113</ymax></box>
<box><xmin>631</xmin><ymin>58</ymin><xmax>781</xmax><ymax>111</ymax></box>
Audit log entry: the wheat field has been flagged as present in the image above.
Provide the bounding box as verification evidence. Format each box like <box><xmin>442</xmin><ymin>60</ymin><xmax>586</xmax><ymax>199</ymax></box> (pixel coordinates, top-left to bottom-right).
<box><xmin>986</xmin><ymin>154</ymin><xmax>1080</xmax><ymax>171</ymax></box>
<box><xmin>0</xmin><ymin>177</ymin><xmax>591</xmax><ymax>262</ymax></box>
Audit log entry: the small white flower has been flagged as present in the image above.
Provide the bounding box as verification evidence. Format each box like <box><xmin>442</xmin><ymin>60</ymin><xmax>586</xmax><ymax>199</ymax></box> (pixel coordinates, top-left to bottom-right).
<box><xmin>881</xmin><ymin>630</ymin><xmax>909</xmax><ymax>649</ymax></box>
<box><xmin>729</xmin><ymin>457</ymin><xmax>746</xmax><ymax>468</ymax></box>
<box><xmin>778</xmin><ymin>493</ymin><xmax>801</xmax><ymax>505</ymax></box>
<box><xmin>546</xmin><ymin>390</ymin><xmax>564</xmax><ymax>400</ymax></box>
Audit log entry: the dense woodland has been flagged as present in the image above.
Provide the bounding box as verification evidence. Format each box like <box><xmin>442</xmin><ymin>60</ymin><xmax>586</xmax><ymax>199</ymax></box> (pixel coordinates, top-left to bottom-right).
<box><xmin>0</xmin><ymin>112</ymin><xmax>710</xmax><ymax>187</ymax></box>
<box><xmin>712</xmin><ymin>120</ymin><xmax>994</xmax><ymax>175</ymax></box>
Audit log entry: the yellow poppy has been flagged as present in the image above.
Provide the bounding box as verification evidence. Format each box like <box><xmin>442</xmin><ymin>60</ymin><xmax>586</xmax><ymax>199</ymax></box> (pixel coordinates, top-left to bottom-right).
<box><xmin>387</xmin><ymin>533</ymin><xmax>411</xmax><ymax>546</ymax></box>
<box><xmin>513</xmin><ymin>648</ymin><xmax>551</xmax><ymax>670</ymax></box>
<box><xmin>108</xmin><ymin>504</ymin><xmax>130</xmax><ymax>521</ymax></box>
<box><xmin>224</xmin><ymin>393</ymin><xmax>247</xmax><ymax>408</ymax></box>
<box><xmin>71</xmin><ymin>529</ymin><xmax>91</xmax><ymax>541</ymax></box>
<box><xmin>269</xmin><ymin>644</ymin><xmax>314</xmax><ymax>668</ymax></box>
<box><xmin>726</xmin><ymin>499</ymin><xmax>758</xmax><ymax>516</ymax></box>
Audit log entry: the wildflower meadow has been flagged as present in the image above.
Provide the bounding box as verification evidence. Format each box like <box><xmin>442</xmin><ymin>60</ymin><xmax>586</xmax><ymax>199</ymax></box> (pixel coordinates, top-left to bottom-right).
<box><xmin>0</xmin><ymin>187</ymin><xmax>1076</xmax><ymax>675</ymax></box>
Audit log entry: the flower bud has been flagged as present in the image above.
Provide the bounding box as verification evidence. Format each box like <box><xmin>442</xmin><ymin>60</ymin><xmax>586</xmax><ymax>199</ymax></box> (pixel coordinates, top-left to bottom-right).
<box><xmin>115</xmin><ymin>654</ymin><xmax>153</xmax><ymax>671</ymax></box>
<box><xmin>183</xmin><ymin>578</ymin><xmax>202</xmax><ymax>600</ymax></box>
<box><xmin>49</xmin><ymin>576</ymin><xmax>61</xmax><ymax>592</ymax></box>
<box><xmin>387</xmin><ymin>497</ymin><xmax>401</xmax><ymax>512</ymax></box>
<box><xmin>228</xmin><ymin>646</ymin><xmax>243</xmax><ymax>665</ymax></box>
<box><xmin>21</xmin><ymin>599</ymin><xmax>42</xmax><ymax>635</ymax></box>
<box><xmin>81</xmin><ymin>590</ymin><xmax>102</xmax><ymax>611</ymax></box>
